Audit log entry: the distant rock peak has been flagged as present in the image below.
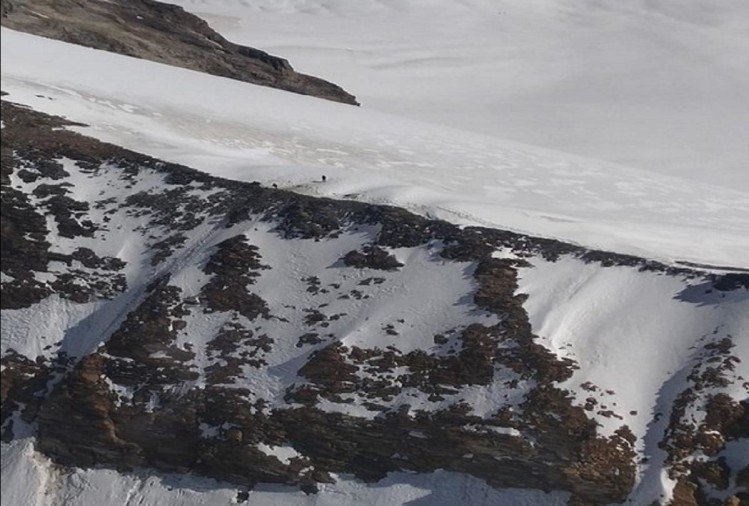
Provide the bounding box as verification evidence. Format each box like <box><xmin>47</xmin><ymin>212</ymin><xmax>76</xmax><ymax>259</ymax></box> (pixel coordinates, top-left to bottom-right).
<box><xmin>0</xmin><ymin>0</ymin><xmax>359</xmax><ymax>105</ymax></box>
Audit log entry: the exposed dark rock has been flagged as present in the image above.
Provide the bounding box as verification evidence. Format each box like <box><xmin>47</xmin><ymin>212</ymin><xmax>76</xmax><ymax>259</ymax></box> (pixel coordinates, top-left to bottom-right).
<box><xmin>296</xmin><ymin>333</ymin><xmax>323</xmax><ymax>347</ymax></box>
<box><xmin>205</xmin><ymin>322</ymin><xmax>273</xmax><ymax>383</ymax></box>
<box><xmin>104</xmin><ymin>282</ymin><xmax>198</xmax><ymax>391</ymax></box>
<box><xmin>151</xmin><ymin>234</ymin><xmax>187</xmax><ymax>265</ymax></box>
<box><xmin>0</xmin><ymin>103</ymin><xmax>129</xmax><ymax>308</ymax></box>
<box><xmin>200</xmin><ymin>236</ymin><xmax>270</xmax><ymax>320</ymax></box>
<box><xmin>660</xmin><ymin>334</ymin><xmax>748</xmax><ymax>503</ymax></box>
<box><xmin>713</xmin><ymin>273</ymin><xmax>749</xmax><ymax>291</ymax></box>
<box><xmin>0</xmin><ymin>350</ymin><xmax>52</xmax><ymax>440</ymax></box>
<box><xmin>0</xmin><ymin>0</ymin><xmax>358</xmax><ymax>105</ymax></box>
<box><xmin>343</xmin><ymin>245</ymin><xmax>403</xmax><ymax>271</ymax></box>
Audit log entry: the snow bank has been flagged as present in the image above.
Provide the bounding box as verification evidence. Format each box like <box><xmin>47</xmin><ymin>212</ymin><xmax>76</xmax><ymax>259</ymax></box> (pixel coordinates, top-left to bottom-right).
<box><xmin>172</xmin><ymin>0</ymin><xmax>749</xmax><ymax>189</ymax></box>
<box><xmin>2</xmin><ymin>28</ymin><xmax>747</xmax><ymax>268</ymax></box>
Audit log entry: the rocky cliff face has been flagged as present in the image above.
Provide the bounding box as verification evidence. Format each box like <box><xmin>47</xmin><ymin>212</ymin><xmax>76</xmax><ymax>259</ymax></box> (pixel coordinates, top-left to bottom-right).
<box><xmin>0</xmin><ymin>0</ymin><xmax>358</xmax><ymax>105</ymax></box>
<box><xmin>1</xmin><ymin>99</ymin><xmax>747</xmax><ymax>505</ymax></box>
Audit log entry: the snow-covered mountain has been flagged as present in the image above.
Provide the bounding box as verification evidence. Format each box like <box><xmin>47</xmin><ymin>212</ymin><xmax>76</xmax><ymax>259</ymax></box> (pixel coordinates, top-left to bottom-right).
<box><xmin>171</xmin><ymin>0</ymin><xmax>749</xmax><ymax>189</ymax></box>
<box><xmin>1</xmin><ymin>1</ymin><xmax>747</xmax><ymax>505</ymax></box>
<box><xmin>1</xmin><ymin>0</ymin><xmax>358</xmax><ymax>104</ymax></box>
<box><xmin>3</xmin><ymin>28</ymin><xmax>748</xmax><ymax>269</ymax></box>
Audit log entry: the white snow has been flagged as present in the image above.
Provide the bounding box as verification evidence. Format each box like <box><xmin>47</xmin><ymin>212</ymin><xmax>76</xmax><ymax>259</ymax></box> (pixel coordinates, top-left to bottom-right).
<box><xmin>172</xmin><ymin>0</ymin><xmax>749</xmax><ymax>190</ymax></box>
<box><xmin>141</xmin><ymin>219</ymin><xmax>500</xmax><ymax>412</ymax></box>
<box><xmin>0</xmin><ymin>159</ymin><xmax>229</xmax><ymax>362</ymax></box>
<box><xmin>256</xmin><ymin>443</ymin><xmax>301</xmax><ymax>465</ymax></box>
<box><xmin>2</xmin><ymin>28</ymin><xmax>748</xmax><ymax>268</ymax></box>
<box><xmin>516</xmin><ymin>254</ymin><xmax>749</xmax><ymax>502</ymax></box>
<box><xmin>1</xmin><ymin>295</ymin><xmax>113</xmax><ymax>360</ymax></box>
<box><xmin>2</xmin><ymin>6</ymin><xmax>748</xmax><ymax>504</ymax></box>
<box><xmin>465</xmin><ymin>424</ymin><xmax>522</xmax><ymax>438</ymax></box>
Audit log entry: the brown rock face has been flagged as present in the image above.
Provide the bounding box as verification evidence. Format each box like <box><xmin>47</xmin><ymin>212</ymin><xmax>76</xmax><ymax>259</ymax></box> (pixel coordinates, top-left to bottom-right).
<box><xmin>0</xmin><ymin>0</ymin><xmax>359</xmax><ymax>105</ymax></box>
<box><xmin>343</xmin><ymin>246</ymin><xmax>404</xmax><ymax>271</ymax></box>
<box><xmin>660</xmin><ymin>334</ymin><xmax>749</xmax><ymax>504</ymax></box>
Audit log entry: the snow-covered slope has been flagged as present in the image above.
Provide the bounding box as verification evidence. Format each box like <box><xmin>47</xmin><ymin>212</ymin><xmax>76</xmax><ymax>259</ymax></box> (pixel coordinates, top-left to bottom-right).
<box><xmin>1</xmin><ymin>3</ymin><xmax>748</xmax><ymax>505</ymax></box>
<box><xmin>2</xmin><ymin>28</ymin><xmax>748</xmax><ymax>270</ymax></box>
<box><xmin>517</xmin><ymin>257</ymin><xmax>749</xmax><ymax>502</ymax></box>
<box><xmin>1</xmin><ymin>99</ymin><xmax>747</xmax><ymax>505</ymax></box>
<box><xmin>171</xmin><ymin>0</ymin><xmax>749</xmax><ymax>189</ymax></box>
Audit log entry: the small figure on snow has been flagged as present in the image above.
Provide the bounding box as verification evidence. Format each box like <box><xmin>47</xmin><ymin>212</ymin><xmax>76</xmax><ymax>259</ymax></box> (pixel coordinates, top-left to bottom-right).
<box><xmin>321</xmin><ymin>175</ymin><xmax>327</xmax><ymax>182</ymax></box>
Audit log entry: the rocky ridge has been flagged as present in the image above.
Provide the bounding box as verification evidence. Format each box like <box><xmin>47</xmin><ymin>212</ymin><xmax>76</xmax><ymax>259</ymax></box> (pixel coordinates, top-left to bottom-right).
<box><xmin>0</xmin><ymin>99</ymin><xmax>747</xmax><ymax>505</ymax></box>
<box><xmin>0</xmin><ymin>0</ymin><xmax>358</xmax><ymax>105</ymax></box>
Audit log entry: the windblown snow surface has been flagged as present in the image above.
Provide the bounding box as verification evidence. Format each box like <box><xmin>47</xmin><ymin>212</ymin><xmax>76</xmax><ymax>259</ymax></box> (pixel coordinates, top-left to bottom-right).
<box><xmin>170</xmin><ymin>0</ymin><xmax>749</xmax><ymax>190</ymax></box>
<box><xmin>1</xmin><ymin>4</ymin><xmax>748</xmax><ymax>505</ymax></box>
<box><xmin>2</xmin><ymin>28</ymin><xmax>748</xmax><ymax>269</ymax></box>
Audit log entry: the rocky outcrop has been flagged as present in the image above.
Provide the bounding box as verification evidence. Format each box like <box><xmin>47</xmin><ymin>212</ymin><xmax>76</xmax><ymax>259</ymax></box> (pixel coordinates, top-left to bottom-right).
<box><xmin>660</xmin><ymin>336</ymin><xmax>749</xmax><ymax>505</ymax></box>
<box><xmin>1</xmin><ymin>99</ymin><xmax>746</xmax><ymax>505</ymax></box>
<box><xmin>0</xmin><ymin>0</ymin><xmax>358</xmax><ymax>105</ymax></box>
<box><xmin>343</xmin><ymin>246</ymin><xmax>403</xmax><ymax>270</ymax></box>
